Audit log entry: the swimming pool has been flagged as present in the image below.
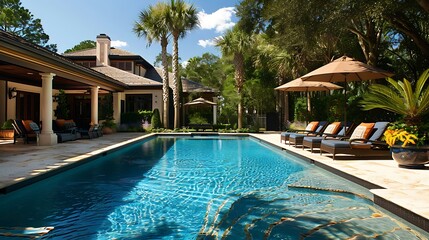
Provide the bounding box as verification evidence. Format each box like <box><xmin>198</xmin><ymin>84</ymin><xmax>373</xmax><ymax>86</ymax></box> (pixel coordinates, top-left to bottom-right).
<box><xmin>0</xmin><ymin>136</ymin><xmax>427</xmax><ymax>239</ymax></box>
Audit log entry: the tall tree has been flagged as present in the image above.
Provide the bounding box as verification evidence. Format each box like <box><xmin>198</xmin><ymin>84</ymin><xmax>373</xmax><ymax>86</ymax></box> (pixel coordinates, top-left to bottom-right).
<box><xmin>64</xmin><ymin>40</ymin><xmax>96</xmax><ymax>53</ymax></box>
<box><xmin>154</xmin><ymin>52</ymin><xmax>173</xmax><ymax>69</ymax></box>
<box><xmin>0</xmin><ymin>0</ymin><xmax>57</xmax><ymax>51</ymax></box>
<box><xmin>216</xmin><ymin>28</ymin><xmax>253</xmax><ymax>129</ymax></box>
<box><xmin>166</xmin><ymin>0</ymin><xmax>199</xmax><ymax>129</ymax></box>
<box><xmin>182</xmin><ymin>53</ymin><xmax>225</xmax><ymax>90</ymax></box>
<box><xmin>134</xmin><ymin>2</ymin><xmax>171</xmax><ymax>128</ymax></box>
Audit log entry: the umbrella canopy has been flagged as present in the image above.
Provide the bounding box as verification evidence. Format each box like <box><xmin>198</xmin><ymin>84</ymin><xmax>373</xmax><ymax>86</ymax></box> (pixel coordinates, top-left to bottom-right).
<box><xmin>300</xmin><ymin>55</ymin><xmax>393</xmax><ymax>126</ymax></box>
<box><xmin>301</xmin><ymin>56</ymin><xmax>393</xmax><ymax>82</ymax></box>
<box><xmin>275</xmin><ymin>78</ymin><xmax>342</xmax><ymax>118</ymax></box>
<box><xmin>275</xmin><ymin>78</ymin><xmax>342</xmax><ymax>92</ymax></box>
<box><xmin>184</xmin><ymin>97</ymin><xmax>217</xmax><ymax>106</ymax></box>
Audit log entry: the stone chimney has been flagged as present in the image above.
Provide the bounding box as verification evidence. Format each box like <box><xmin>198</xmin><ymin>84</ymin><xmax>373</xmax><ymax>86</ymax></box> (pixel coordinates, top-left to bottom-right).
<box><xmin>96</xmin><ymin>34</ymin><xmax>111</xmax><ymax>66</ymax></box>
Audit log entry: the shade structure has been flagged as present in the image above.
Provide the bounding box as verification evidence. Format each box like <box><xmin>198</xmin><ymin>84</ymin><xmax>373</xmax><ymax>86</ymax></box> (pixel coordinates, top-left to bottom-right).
<box><xmin>301</xmin><ymin>55</ymin><xmax>394</xmax><ymax>126</ymax></box>
<box><xmin>300</xmin><ymin>56</ymin><xmax>393</xmax><ymax>83</ymax></box>
<box><xmin>184</xmin><ymin>97</ymin><xmax>217</xmax><ymax>106</ymax></box>
<box><xmin>275</xmin><ymin>78</ymin><xmax>342</xmax><ymax>118</ymax></box>
<box><xmin>275</xmin><ymin>78</ymin><xmax>342</xmax><ymax>92</ymax></box>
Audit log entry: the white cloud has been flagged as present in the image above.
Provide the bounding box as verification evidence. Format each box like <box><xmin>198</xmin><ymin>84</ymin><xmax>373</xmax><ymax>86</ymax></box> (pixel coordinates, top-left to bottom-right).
<box><xmin>111</xmin><ymin>40</ymin><xmax>127</xmax><ymax>48</ymax></box>
<box><xmin>198</xmin><ymin>7</ymin><xmax>236</xmax><ymax>33</ymax></box>
<box><xmin>198</xmin><ymin>39</ymin><xmax>217</xmax><ymax>48</ymax></box>
<box><xmin>181</xmin><ymin>61</ymin><xmax>189</xmax><ymax>68</ymax></box>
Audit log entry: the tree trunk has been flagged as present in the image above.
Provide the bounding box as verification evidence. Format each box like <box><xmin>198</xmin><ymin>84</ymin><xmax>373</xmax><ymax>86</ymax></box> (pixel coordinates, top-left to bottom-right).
<box><xmin>234</xmin><ymin>52</ymin><xmax>245</xmax><ymax>129</ymax></box>
<box><xmin>416</xmin><ymin>0</ymin><xmax>429</xmax><ymax>13</ymax></box>
<box><xmin>386</xmin><ymin>12</ymin><xmax>429</xmax><ymax>59</ymax></box>
<box><xmin>161</xmin><ymin>38</ymin><xmax>169</xmax><ymax>129</ymax></box>
<box><xmin>172</xmin><ymin>35</ymin><xmax>180</xmax><ymax>129</ymax></box>
<box><xmin>349</xmin><ymin>18</ymin><xmax>382</xmax><ymax>66</ymax></box>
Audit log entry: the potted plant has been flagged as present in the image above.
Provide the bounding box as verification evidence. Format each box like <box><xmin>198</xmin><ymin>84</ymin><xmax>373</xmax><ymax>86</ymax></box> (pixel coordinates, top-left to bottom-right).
<box><xmin>360</xmin><ymin>68</ymin><xmax>429</xmax><ymax>168</ymax></box>
<box><xmin>102</xmin><ymin>118</ymin><xmax>117</xmax><ymax>134</ymax></box>
<box><xmin>0</xmin><ymin>119</ymin><xmax>14</xmax><ymax>139</ymax></box>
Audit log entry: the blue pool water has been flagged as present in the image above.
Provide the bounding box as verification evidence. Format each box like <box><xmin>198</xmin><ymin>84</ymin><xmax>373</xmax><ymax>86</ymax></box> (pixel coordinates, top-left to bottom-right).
<box><xmin>0</xmin><ymin>136</ymin><xmax>427</xmax><ymax>239</ymax></box>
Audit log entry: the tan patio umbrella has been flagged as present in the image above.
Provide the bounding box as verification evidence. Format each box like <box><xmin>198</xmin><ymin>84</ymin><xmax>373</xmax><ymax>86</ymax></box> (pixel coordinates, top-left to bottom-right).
<box><xmin>184</xmin><ymin>97</ymin><xmax>217</xmax><ymax>106</ymax></box>
<box><xmin>301</xmin><ymin>55</ymin><xmax>393</xmax><ymax>125</ymax></box>
<box><xmin>275</xmin><ymin>78</ymin><xmax>342</xmax><ymax>119</ymax></box>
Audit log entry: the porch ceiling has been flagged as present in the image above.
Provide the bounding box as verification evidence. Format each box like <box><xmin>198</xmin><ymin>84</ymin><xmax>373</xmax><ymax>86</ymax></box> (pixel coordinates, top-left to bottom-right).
<box><xmin>0</xmin><ymin>30</ymin><xmax>128</xmax><ymax>92</ymax></box>
<box><xmin>0</xmin><ymin>60</ymin><xmax>90</xmax><ymax>90</ymax></box>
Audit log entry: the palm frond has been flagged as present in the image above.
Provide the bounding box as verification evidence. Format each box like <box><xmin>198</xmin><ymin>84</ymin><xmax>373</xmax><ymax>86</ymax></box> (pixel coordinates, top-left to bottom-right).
<box><xmin>401</xmin><ymin>79</ymin><xmax>416</xmax><ymax>113</ymax></box>
<box><xmin>415</xmin><ymin>68</ymin><xmax>429</xmax><ymax>97</ymax></box>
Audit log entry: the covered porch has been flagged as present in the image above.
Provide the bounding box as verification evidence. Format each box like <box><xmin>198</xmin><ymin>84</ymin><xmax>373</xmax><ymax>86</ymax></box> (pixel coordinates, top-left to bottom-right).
<box><xmin>0</xmin><ymin>31</ymin><xmax>127</xmax><ymax>145</ymax></box>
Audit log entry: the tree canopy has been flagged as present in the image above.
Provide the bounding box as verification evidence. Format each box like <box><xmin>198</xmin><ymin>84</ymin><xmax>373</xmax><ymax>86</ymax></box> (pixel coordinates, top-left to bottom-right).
<box><xmin>64</xmin><ymin>40</ymin><xmax>96</xmax><ymax>53</ymax></box>
<box><xmin>0</xmin><ymin>0</ymin><xmax>57</xmax><ymax>51</ymax></box>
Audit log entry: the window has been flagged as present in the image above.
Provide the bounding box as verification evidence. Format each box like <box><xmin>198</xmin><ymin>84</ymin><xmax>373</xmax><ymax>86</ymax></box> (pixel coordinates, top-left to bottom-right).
<box><xmin>125</xmin><ymin>94</ymin><xmax>152</xmax><ymax>112</ymax></box>
<box><xmin>111</xmin><ymin>61</ymin><xmax>132</xmax><ymax>71</ymax></box>
<box><xmin>16</xmin><ymin>91</ymin><xmax>40</xmax><ymax>122</ymax></box>
<box><xmin>76</xmin><ymin>61</ymin><xmax>96</xmax><ymax>68</ymax></box>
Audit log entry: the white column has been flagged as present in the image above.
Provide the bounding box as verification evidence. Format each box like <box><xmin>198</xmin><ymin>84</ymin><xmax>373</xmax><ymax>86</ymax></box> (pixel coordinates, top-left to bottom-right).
<box><xmin>0</xmin><ymin>81</ymin><xmax>6</xmax><ymax>124</ymax></box>
<box><xmin>212</xmin><ymin>97</ymin><xmax>218</xmax><ymax>125</ymax></box>
<box><xmin>39</xmin><ymin>73</ymin><xmax>57</xmax><ymax>146</ymax></box>
<box><xmin>91</xmin><ymin>86</ymin><xmax>99</xmax><ymax>125</ymax></box>
<box><xmin>113</xmin><ymin>92</ymin><xmax>121</xmax><ymax>124</ymax></box>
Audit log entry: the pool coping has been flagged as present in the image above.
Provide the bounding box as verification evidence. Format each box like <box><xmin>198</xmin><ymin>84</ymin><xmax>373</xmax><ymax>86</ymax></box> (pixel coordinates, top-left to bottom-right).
<box><xmin>0</xmin><ymin>133</ymin><xmax>158</xmax><ymax>194</ymax></box>
<box><xmin>0</xmin><ymin>132</ymin><xmax>428</xmax><ymax>233</ymax></box>
<box><xmin>250</xmin><ymin>133</ymin><xmax>429</xmax><ymax>233</ymax></box>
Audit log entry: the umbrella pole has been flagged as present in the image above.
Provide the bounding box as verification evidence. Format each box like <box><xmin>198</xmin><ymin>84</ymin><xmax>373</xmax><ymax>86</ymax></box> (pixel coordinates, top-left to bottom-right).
<box><xmin>344</xmin><ymin>79</ymin><xmax>347</xmax><ymax>132</ymax></box>
<box><xmin>306</xmin><ymin>90</ymin><xmax>310</xmax><ymax>124</ymax></box>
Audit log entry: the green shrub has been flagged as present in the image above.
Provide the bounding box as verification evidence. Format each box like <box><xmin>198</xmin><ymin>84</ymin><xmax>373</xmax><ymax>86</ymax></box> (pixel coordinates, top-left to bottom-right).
<box><xmin>189</xmin><ymin>112</ymin><xmax>208</xmax><ymax>124</ymax></box>
<box><xmin>1</xmin><ymin>119</ymin><xmax>13</xmax><ymax>130</ymax></box>
<box><xmin>55</xmin><ymin>89</ymin><xmax>69</xmax><ymax>119</ymax></box>
<box><xmin>151</xmin><ymin>109</ymin><xmax>162</xmax><ymax>129</ymax></box>
<box><xmin>103</xmin><ymin>119</ymin><xmax>116</xmax><ymax>129</ymax></box>
<box><xmin>138</xmin><ymin>110</ymin><xmax>153</xmax><ymax>123</ymax></box>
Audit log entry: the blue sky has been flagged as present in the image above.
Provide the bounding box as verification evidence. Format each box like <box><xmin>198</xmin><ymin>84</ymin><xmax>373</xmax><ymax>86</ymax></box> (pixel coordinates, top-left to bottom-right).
<box><xmin>20</xmin><ymin>0</ymin><xmax>240</xmax><ymax>65</ymax></box>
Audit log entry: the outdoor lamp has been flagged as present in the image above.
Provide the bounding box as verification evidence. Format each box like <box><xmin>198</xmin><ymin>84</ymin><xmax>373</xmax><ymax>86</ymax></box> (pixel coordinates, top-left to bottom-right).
<box><xmin>8</xmin><ymin>87</ymin><xmax>17</xmax><ymax>99</ymax></box>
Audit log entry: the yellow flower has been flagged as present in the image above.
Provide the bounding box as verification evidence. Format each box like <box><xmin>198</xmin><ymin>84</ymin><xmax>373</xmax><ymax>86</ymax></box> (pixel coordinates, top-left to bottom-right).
<box><xmin>384</xmin><ymin>129</ymin><xmax>418</xmax><ymax>147</ymax></box>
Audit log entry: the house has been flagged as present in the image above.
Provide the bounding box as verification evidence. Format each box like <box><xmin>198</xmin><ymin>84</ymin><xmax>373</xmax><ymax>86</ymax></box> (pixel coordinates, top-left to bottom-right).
<box><xmin>0</xmin><ymin>30</ymin><xmax>127</xmax><ymax>145</ymax></box>
<box><xmin>0</xmin><ymin>31</ymin><xmax>217</xmax><ymax>145</ymax></box>
<box><xmin>63</xmin><ymin>34</ymin><xmax>218</xmax><ymax>128</ymax></box>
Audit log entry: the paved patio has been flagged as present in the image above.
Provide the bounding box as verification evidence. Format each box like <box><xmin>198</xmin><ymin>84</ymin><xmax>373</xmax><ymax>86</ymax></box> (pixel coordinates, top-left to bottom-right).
<box><xmin>0</xmin><ymin>132</ymin><xmax>428</xmax><ymax>232</ymax></box>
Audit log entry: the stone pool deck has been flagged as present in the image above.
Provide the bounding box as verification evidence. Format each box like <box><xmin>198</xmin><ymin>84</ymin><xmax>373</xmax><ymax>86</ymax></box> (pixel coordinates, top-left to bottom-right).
<box><xmin>0</xmin><ymin>132</ymin><xmax>428</xmax><ymax>232</ymax></box>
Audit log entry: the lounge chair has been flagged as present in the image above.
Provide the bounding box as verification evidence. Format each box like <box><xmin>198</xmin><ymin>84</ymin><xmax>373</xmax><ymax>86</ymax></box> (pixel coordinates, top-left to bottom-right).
<box><xmin>12</xmin><ymin>120</ymin><xmax>39</xmax><ymax>144</ymax></box>
<box><xmin>280</xmin><ymin>121</ymin><xmax>323</xmax><ymax>143</ymax></box>
<box><xmin>302</xmin><ymin>123</ymin><xmax>355</xmax><ymax>153</ymax></box>
<box><xmin>288</xmin><ymin>121</ymin><xmax>329</xmax><ymax>147</ymax></box>
<box><xmin>319</xmin><ymin>122</ymin><xmax>390</xmax><ymax>160</ymax></box>
<box><xmin>78</xmin><ymin>124</ymin><xmax>98</xmax><ymax>139</ymax></box>
<box><xmin>53</xmin><ymin>120</ymin><xmax>81</xmax><ymax>143</ymax></box>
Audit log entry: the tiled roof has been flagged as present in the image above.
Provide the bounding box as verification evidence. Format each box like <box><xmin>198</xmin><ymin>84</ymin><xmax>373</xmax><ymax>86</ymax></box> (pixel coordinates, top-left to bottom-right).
<box><xmin>92</xmin><ymin>66</ymin><xmax>162</xmax><ymax>87</ymax></box>
<box><xmin>63</xmin><ymin>47</ymin><xmax>139</xmax><ymax>57</ymax></box>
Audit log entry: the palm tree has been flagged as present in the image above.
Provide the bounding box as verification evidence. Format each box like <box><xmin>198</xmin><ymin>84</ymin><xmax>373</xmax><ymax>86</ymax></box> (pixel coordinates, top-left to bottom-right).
<box><xmin>133</xmin><ymin>2</ymin><xmax>171</xmax><ymax>128</ymax></box>
<box><xmin>216</xmin><ymin>28</ymin><xmax>252</xmax><ymax>129</ymax></box>
<box><xmin>360</xmin><ymin>68</ymin><xmax>429</xmax><ymax>127</ymax></box>
<box><xmin>166</xmin><ymin>0</ymin><xmax>199</xmax><ymax>129</ymax></box>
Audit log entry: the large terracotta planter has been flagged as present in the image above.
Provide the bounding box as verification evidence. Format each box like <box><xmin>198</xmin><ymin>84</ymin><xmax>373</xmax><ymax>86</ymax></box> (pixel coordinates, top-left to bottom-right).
<box><xmin>0</xmin><ymin>129</ymin><xmax>14</xmax><ymax>139</ymax></box>
<box><xmin>102</xmin><ymin>127</ymin><xmax>116</xmax><ymax>135</ymax></box>
<box><xmin>391</xmin><ymin>145</ymin><xmax>429</xmax><ymax>169</ymax></box>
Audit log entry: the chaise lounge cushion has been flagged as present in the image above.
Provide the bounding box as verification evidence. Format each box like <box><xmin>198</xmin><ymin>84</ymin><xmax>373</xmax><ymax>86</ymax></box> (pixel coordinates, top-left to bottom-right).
<box><xmin>305</xmin><ymin>121</ymin><xmax>319</xmax><ymax>132</ymax></box>
<box><xmin>323</xmin><ymin>122</ymin><xmax>341</xmax><ymax>135</ymax></box>
<box><xmin>350</xmin><ymin>123</ymin><xmax>375</xmax><ymax>140</ymax></box>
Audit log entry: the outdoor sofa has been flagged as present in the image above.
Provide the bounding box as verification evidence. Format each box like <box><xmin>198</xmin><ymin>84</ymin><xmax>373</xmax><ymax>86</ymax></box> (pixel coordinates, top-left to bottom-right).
<box><xmin>319</xmin><ymin>121</ymin><xmax>391</xmax><ymax>160</ymax></box>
